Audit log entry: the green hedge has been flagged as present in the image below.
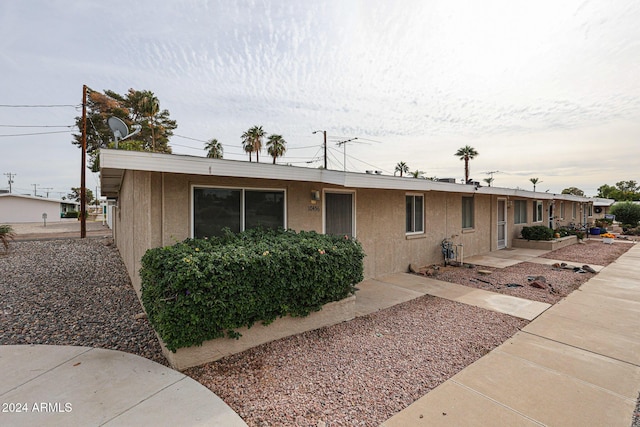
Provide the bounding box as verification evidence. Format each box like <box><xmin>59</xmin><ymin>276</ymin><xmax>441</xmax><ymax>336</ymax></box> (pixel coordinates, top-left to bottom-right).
<box><xmin>521</xmin><ymin>225</ymin><xmax>554</xmax><ymax>241</ymax></box>
<box><xmin>140</xmin><ymin>228</ymin><xmax>365</xmax><ymax>352</ymax></box>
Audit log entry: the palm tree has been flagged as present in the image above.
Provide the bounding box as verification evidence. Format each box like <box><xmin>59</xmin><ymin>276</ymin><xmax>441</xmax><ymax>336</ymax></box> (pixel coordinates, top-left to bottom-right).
<box><xmin>530</xmin><ymin>177</ymin><xmax>542</xmax><ymax>192</ymax></box>
<box><xmin>241</xmin><ymin>131</ymin><xmax>254</xmax><ymax>162</ymax></box>
<box><xmin>0</xmin><ymin>225</ymin><xmax>15</xmax><ymax>252</ymax></box>
<box><xmin>410</xmin><ymin>169</ymin><xmax>425</xmax><ymax>178</ymax></box>
<box><xmin>455</xmin><ymin>145</ymin><xmax>479</xmax><ymax>184</ymax></box>
<box><xmin>483</xmin><ymin>177</ymin><xmax>494</xmax><ymax>187</ymax></box>
<box><xmin>204</xmin><ymin>138</ymin><xmax>223</xmax><ymax>159</ymax></box>
<box><xmin>266</xmin><ymin>134</ymin><xmax>287</xmax><ymax>164</ymax></box>
<box><xmin>394</xmin><ymin>161</ymin><xmax>409</xmax><ymax>177</ymax></box>
<box><xmin>246</xmin><ymin>125</ymin><xmax>266</xmax><ymax>163</ymax></box>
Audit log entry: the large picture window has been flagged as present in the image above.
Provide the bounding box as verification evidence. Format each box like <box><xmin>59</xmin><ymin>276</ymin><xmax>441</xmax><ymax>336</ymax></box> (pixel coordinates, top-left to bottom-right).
<box><xmin>514</xmin><ymin>200</ymin><xmax>527</xmax><ymax>224</ymax></box>
<box><xmin>406</xmin><ymin>194</ymin><xmax>424</xmax><ymax>234</ymax></box>
<box><xmin>193</xmin><ymin>187</ymin><xmax>285</xmax><ymax>238</ymax></box>
<box><xmin>462</xmin><ymin>197</ymin><xmax>474</xmax><ymax>229</ymax></box>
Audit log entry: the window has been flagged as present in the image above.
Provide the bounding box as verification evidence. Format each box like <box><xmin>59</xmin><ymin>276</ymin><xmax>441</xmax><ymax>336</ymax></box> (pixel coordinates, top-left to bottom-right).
<box><xmin>533</xmin><ymin>200</ymin><xmax>544</xmax><ymax>222</ymax></box>
<box><xmin>193</xmin><ymin>187</ymin><xmax>285</xmax><ymax>238</ymax></box>
<box><xmin>245</xmin><ymin>190</ymin><xmax>285</xmax><ymax>230</ymax></box>
<box><xmin>462</xmin><ymin>197</ymin><xmax>474</xmax><ymax>229</ymax></box>
<box><xmin>560</xmin><ymin>202</ymin><xmax>565</xmax><ymax>220</ymax></box>
<box><xmin>588</xmin><ymin>204</ymin><xmax>593</xmax><ymax>217</ymax></box>
<box><xmin>514</xmin><ymin>200</ymin><xmax>527</xmax><ymax>224</ymax></box>
<box><xmin>572</xmin><ymin>203</ymin><xmax>577</xmax><ymax>219</ymax></box>
<box><xmin>406</xmin><ymin>194</ymin><xmax>424</xmax><ymax>233</ymax></box>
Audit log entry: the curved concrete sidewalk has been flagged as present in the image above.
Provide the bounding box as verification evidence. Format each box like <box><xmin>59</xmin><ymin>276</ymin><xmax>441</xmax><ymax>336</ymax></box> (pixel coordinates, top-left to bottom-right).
<box><xmin>0</xmin><ymin>345</ymin><xmax>247</xmax><ymax>426</ymax></box>
<box><xmin>382</xmin><ymin>243</ymin><xmax>640</xmax><ymax>427</ymax></box>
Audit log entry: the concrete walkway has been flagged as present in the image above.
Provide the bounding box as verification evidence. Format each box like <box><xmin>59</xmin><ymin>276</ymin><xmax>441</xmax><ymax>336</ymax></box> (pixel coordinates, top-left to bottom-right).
<box><xmin>0</xmin><ymin>346</ymin><xmax>247</xmax><ymax>426</ymax></box>
<box><xmin>357</xmin><ymin>274</ymin><xmax>550</xmax><ymax>321</ymax></box>
<box><xmin>465</xmin><ymin>248</ymin><xmax>605</xmax><ymax>272</ymax></box>
<box><xmin>382</xmin><ymin>243</ymin><xmax>640</xmax><ymax>427</ymax></box>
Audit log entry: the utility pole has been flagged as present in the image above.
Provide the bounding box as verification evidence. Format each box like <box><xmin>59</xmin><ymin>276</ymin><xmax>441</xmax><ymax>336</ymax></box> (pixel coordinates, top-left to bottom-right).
<box><xmin>42</xmin><ymin>187</ymin><xmax>53</xmax><ymax>198</ymax></box>
<box><xmin>32</xmin><ymin>183</ymin><xmax>39</xmax><ymax>196</ymax></box>
<box><xmin>312</xmin><ymin>130</ymin><xmax>327</xmax><ymax>169</ymax></box>
<box><xmin>4</xmin><ymin>172</ymin><xmax>15</xmax><ymax>193</ymax></box>
<box><xmin>81</xmin><ymin>84</ymin><xmax>87</xmax><ymax>238</ymax></box>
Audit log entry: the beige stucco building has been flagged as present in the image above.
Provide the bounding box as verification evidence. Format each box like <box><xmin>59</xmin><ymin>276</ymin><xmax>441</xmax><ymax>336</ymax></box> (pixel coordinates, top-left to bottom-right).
<box><xmin>100</xmin><ymin>149</ymin><xmax>594</xmax><ymax>293</ymax></box>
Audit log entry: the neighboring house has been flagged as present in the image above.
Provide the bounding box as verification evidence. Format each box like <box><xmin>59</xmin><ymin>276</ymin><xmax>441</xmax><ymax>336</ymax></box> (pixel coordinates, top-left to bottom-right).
<box><xmin>99</xmin><ymin>149</ymin><xmax>594</xmax><ymax>292</ymax></box>
<box><xmin>592</xmin><ymin>198</ymin><xmax>616</xmax><ymax>219</ymax></box>
<box><xmin>0</xmin><ymin>194</ymin><xmax>79</xmax><ymax>223</ymax></box>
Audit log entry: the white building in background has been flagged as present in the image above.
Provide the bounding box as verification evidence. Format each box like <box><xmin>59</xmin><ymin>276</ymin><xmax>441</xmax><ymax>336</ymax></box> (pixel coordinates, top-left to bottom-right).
<box><xmin>0</xmin><ymin>194</ymin><xmax>79</xmax><ymax>223</ymax></box>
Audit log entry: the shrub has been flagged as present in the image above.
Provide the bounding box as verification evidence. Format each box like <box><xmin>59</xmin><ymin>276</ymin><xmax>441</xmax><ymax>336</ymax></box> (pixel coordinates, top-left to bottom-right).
<box><xmin>63</xmin><ymin>211</ymin><xmax>79</xmax><ymax>218</ymax></box>
<box><xmin>140</xmin><ymin>228</ymin><xmax>365</xmax><ymax>352</ymax></box>
<box><xmin>555</xmin><ymin>227</ymin><xmax>585</xmax><ymax>240</ymax></box>
<box><xmin>610</xmin><ymin>202</ymin><xmax>640</xmax><ymax>228</ymax></box>
<box><xmin>0</xmin><ymin>225</ymin><xmax>16</xmax><ymax>252</ymax></box>
<box><xmin>623</xmin><ymin>226</ymin><xmax>640</xmax><ymax>236</ymax></box>
<box><xmin>521</xmin><ymin>225</ymin><xmax>554</xmax><ymax>241</ymax></box>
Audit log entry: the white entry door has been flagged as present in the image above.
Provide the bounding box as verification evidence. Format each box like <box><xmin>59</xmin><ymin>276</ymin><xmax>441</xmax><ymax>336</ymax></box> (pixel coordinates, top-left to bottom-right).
<box><xmin>497</xmin><ymin>199</ymin><xmax>507</xmax><ymax>249</ymax></box>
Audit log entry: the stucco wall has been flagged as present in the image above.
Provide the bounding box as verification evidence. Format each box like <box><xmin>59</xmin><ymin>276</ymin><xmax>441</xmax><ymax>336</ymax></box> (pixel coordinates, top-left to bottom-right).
<box><xmin>113</xmin><ymin>172</ymin><xmax>588</xmax><ymax>292</ymax></box>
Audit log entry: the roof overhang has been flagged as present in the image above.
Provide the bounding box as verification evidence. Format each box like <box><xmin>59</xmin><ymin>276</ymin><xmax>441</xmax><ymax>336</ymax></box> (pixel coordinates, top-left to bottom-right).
<box><xmin>99</xmin><ymin>149</ymin><xmax>592</xmax><ymax>203</ymax></box>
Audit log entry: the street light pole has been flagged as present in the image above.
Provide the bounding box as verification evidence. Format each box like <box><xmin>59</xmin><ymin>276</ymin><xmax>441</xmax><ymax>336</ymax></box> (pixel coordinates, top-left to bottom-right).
<box><xmin>312</xmin><ymin>130</ymin><xmax>327</xmax><ymax>169</ymax></box>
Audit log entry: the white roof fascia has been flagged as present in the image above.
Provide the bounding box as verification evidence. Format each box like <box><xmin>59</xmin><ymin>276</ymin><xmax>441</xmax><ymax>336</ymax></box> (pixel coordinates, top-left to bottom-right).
<box><xmin>475</xmin><ymin>187</ymin><xmax>555</xmax><ymax>200</ymax></box>
<box><xmin>100</xmin><ymin>150</ymin><xmax>477</xmax><ymax>194</ymax></box>
<box><xmin>592</xmin><ymin>197</ymin><xmax>615</xmax><ymax>206</ymax></box>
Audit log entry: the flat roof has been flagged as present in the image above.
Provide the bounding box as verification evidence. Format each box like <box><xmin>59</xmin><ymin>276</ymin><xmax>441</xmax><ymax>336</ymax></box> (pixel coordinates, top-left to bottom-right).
<box><xmin>99</xmin><ymin>149</ymin><xmax>592</xmax><ymax>203</ymax></box>
<box><xmin>0</xmin><ymin>193</ymin><xmax>78</xmax><ymax>205</ymax></box>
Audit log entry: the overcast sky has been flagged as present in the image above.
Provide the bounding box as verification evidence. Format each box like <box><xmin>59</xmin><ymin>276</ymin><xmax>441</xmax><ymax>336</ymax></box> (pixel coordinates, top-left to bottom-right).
<box><xmin>1</xmin><ymin>0</ymin><xmax>638</xmax><ymax>198</ymax></box>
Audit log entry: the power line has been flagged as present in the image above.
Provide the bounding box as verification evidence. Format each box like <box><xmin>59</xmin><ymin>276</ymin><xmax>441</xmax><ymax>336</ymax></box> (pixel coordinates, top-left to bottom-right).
<box><xmin>0</xmin><ymin>104</ymin><xmax>80</xmax><ymax>108</ymax></box>
<box><xmin>0</xmin><ymin>124</ymin><xmax>75</xmax><ymax>128</ymax></box>
<box><xmin>0</xmin><ymin>130</ymin><xmax>74</xmax><ymax>137</ymax></box>
<box><xmin>327</xmin><ymin>146</ymin><xmax>392</xmax><ymax>174</ymax></box>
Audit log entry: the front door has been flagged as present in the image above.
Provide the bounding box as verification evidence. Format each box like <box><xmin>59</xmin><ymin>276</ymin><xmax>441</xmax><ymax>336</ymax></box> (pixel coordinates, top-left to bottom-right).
<box><xmin>549</xmin><ymin>203</ymin><xmax>554</xmax><ymax>229</ymax></box>
<box><xmin>497</xmin><ymin>199</ymin><xmax>507</xmax><ymax>249</ymax></box>
<box><xmin>325</xmin><ymin>192</ymin><xmax>354</xmax><ymax>237</ymax></box>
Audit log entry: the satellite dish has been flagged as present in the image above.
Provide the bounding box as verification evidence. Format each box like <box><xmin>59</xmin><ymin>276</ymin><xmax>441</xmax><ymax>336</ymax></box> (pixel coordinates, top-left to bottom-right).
<box><xmin>107</xmin><ymin>117</ymin><xmax>142</xmax><ymax>148</ymax></box>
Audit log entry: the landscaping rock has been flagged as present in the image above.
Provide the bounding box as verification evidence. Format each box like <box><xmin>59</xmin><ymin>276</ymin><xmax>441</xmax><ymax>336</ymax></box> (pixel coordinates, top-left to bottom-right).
<box><xmin>529</xmin><ymin>280</ymin><xmax>548</xmax><ymax>290</ymax></box>
<box><xmin>478</xmin><ymin>270</ymin><xmax>492</xmax><ymax>275</ymax></box>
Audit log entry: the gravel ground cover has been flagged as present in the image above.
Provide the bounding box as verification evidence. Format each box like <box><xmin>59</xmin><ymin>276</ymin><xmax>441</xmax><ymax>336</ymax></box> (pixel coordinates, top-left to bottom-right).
<box><xmin>434</xmin><ymin>262</ymin><xmax>590</xmax><ymax>304</ymax></box>
<box><xmin>432</xmin><ymin>240</ymin><xmax>634</xmax><ymax>304</ymax></box>
<box><xmin>185</xmin><ymin>296</ymin><xmax>526</xmax><ymax>426</ymax></box>
<box><xmin>0</xmin><ymin>238</ymin><xmax>168</xmax><ymax>366</ymax></box>
<box><xmin>542</xmin><ymin>239</ymin><xmax>633</xmax><ymax>266</ymax></box>
<box><xmin>1</xmin><ymin>238</ymin><xmax>636</xmax><ymax>426</ymax></box>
